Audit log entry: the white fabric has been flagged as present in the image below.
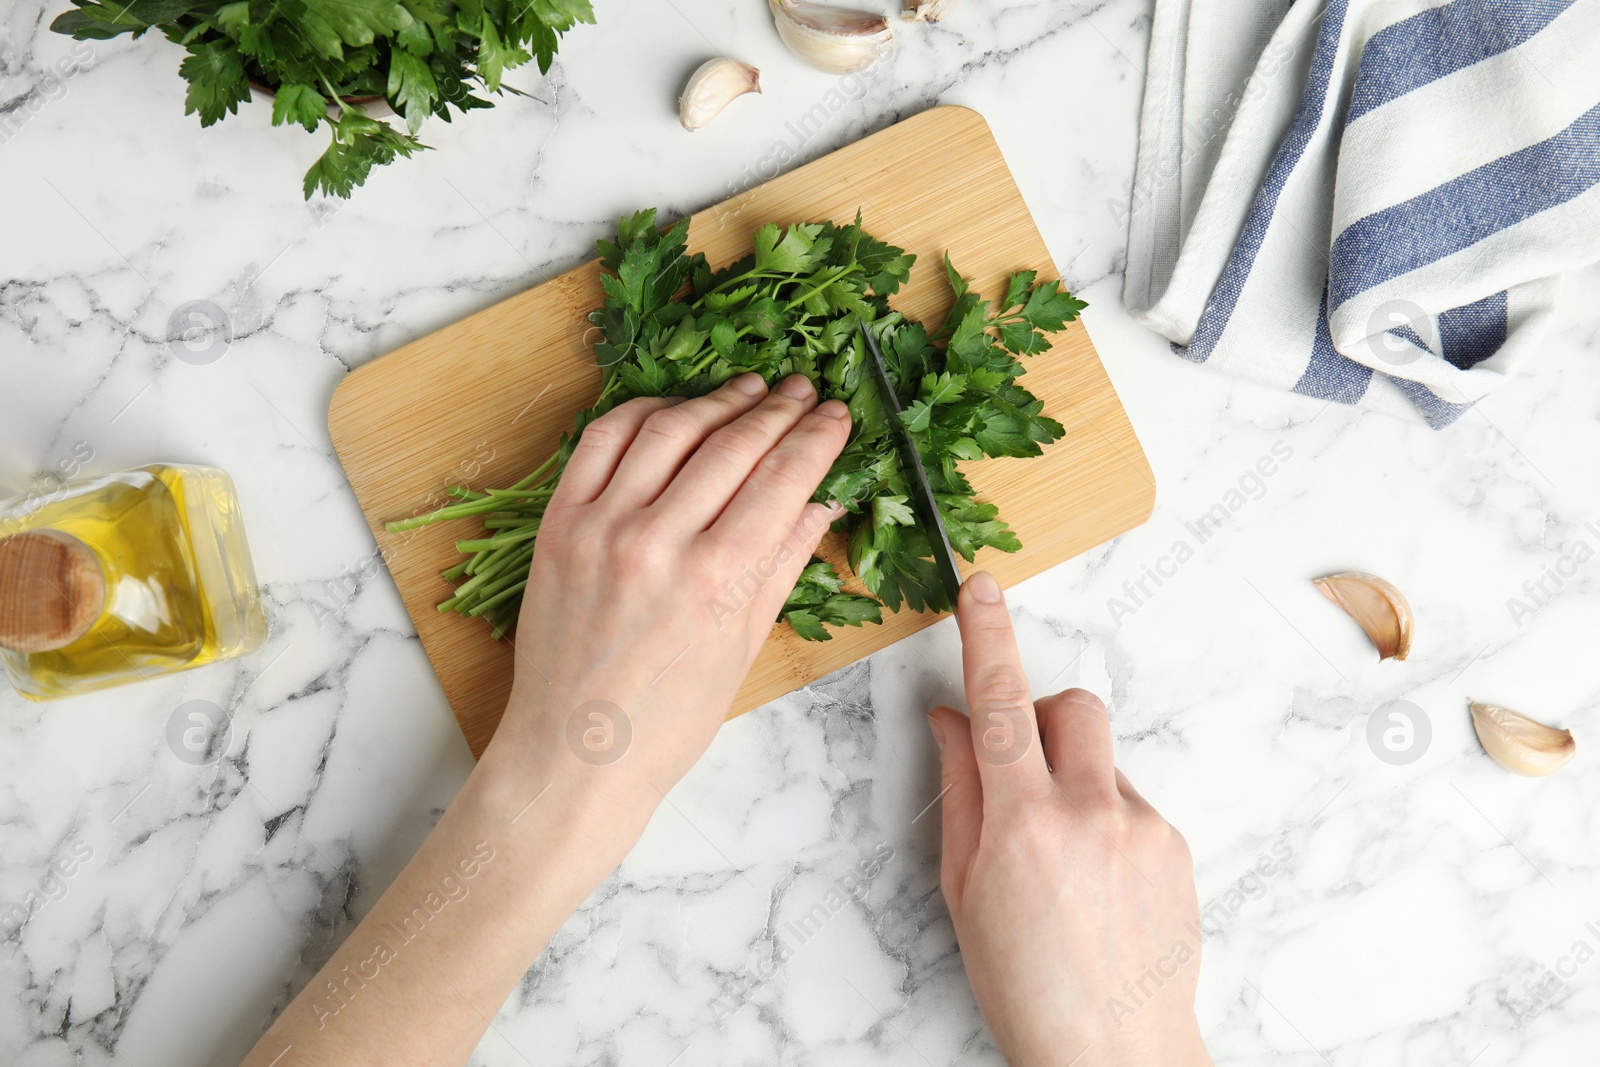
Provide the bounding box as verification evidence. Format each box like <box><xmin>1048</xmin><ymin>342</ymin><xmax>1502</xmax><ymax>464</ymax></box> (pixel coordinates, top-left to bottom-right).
<box><xmin>1123</xmin><ymin>0</ymin><xmax>1600</xmax><ymax>428</ymax></box>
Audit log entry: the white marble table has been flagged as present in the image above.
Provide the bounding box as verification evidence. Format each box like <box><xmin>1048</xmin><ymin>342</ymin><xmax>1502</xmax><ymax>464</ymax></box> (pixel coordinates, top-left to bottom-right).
<box><xmin>4</xmin><ymin>1</ymin><xmax>1599</xmax><ymax>1064</ymax></box>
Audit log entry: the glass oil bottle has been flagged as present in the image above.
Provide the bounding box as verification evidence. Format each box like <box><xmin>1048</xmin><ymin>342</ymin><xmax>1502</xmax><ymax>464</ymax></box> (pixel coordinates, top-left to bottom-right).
<box><xmin>0</xmin><ymin>464</ymin><xmax>267</xmax><ymax>700</ymax></box>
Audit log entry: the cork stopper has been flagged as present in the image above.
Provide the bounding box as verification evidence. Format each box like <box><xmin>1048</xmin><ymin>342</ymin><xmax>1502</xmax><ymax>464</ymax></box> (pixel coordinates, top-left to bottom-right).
<box><xmin>0</xmin><ymin>531</ymin><xmax>106</xmax><ymax>654</ymax></box>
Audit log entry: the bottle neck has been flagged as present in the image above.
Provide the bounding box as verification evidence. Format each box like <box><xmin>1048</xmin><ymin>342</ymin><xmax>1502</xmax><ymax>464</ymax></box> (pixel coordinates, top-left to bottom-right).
<box><xmin>0</xmin><ymin>531</ymin><xmax>107</xmax><ymax>654</ymax></box>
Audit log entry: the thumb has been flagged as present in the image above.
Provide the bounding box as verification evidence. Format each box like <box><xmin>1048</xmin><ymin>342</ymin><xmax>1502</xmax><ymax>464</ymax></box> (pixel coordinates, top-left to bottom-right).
<box><xmin>928</xmin><ymin>705</ymin><xmax>982</xmax><ymax>912</ymax></box>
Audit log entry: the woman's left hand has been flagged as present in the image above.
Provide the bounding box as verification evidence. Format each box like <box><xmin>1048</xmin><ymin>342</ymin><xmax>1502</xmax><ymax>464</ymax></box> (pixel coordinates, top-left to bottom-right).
<box><xmin>488</xmin><ymin>371</ymin><xmax>852</xmax><ymax>806</ymax></box>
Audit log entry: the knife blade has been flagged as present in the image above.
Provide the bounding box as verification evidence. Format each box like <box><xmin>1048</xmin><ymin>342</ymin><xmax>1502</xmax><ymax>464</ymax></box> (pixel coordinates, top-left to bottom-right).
<box><xmin>858</xmin><ymin>323</ymin><xmax>965</xmax><ymax>611</ymax></box>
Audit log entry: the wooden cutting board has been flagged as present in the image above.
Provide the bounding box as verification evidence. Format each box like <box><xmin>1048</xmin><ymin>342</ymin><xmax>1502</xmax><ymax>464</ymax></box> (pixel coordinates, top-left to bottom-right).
<box><xmin>328</xmin><ymin>106</ymin><xmax>1154</xmax><ymax>759</ymax></box>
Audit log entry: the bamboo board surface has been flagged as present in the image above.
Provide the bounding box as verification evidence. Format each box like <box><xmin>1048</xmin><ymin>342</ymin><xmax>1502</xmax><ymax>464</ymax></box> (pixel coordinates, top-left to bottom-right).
<box><xmin>328</xmin><ymin>106</ymin><xmax>1155</xmax><ymax>758</ymax></box>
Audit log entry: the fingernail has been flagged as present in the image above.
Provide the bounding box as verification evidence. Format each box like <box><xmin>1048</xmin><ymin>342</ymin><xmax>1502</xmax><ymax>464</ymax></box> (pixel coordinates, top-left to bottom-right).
<box><xmin>825</xmin><ymin>498</ymin><xmax>847</xmax><ymax>516</ymax></box>
<box><xmin>817</xmin><ymin>399</ymin><xmax>850</xmax><ymax>421</ymax></box>
<box><xmin>927</xmin><ymin>710</ymin><xmax>946</xmax><ymax>750</ymax></box>
<box><xmin>777</xmin><ymin>374</ymin><xmax>815</xmax><ymax>400</ymax></box>
<box><xmin>730</xmin><ymin>373</ymin><xmax>767</xmax><ymax>397</ymax></box>
<box><xmin>1056</xmin><ymin>688</ymin><xmax>1106</xmax><ymax>714</ymax></box>
<box><xmin>966</xmin><ymin>571</ymin><xmax>1002</xmax><ymax>604</ymax></box>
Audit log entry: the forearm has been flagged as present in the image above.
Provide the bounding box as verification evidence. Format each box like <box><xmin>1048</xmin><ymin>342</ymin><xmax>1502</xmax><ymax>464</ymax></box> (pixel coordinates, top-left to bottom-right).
<box><xmin>241</xmin><ymin>737</ymin><xmax>653</xmax><ymax>1066</ymax></box>
<box><xmin>242</xmin><ymin>374</ymin><xmax>853</xmax><ymax>1064</ymax></box>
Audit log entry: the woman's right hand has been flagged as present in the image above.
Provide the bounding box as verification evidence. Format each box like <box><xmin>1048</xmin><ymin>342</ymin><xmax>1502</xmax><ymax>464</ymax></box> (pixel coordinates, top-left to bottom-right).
<box><xmin>928</xmin><ymin>571</ymin><xmax>1212</xmax><ymax>1067</ymax></box>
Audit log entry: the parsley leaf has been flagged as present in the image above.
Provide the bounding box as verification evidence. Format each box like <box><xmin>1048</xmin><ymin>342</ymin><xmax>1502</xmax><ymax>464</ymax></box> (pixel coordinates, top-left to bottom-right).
<box><xmin>1022</xmin><ymin>280</ymin><xmax>1089</xmax><ymax>333</ymax></box>
<box><xmin>303</xmin><ymin>110</ymin><xmax>428</xmax><ymax>199</ymax></box>
<box><xmin>754</xmin><ymin>222</ymin><xmax>826</xmax><ymax>275</ymax></box>
<box><xmin>387</xmin><ymin>50</ymin><xmax>438</xmax><ymax>132</ymax></box>
<box><xmin>782</xmin><ymin>560</ymin><xmax>882</xmax><ymax>640</ymax></box>
<box><xmin>475</xmin><ymin>18</ymin><xmax>529</xmax><ymax>92</ymax></box>
<box><xmin>179</xmin><ymin>40</ymin><xmax>250</xmax><ymax>127</ymax></box>
<box><xmin>271</xmin><ymin>83</ymin><xmax>327</xmax><ymax>133</ymax></box>
<box><xmin>305</xmin><ymin>0</ymin><xmax>410</xmax><ymax>49</ymax></box>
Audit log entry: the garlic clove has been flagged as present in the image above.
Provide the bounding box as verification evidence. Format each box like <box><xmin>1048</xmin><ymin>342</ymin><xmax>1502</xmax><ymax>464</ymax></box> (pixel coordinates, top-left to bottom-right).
<box><xmin>679</xmin><ymin>58</ymin><xmax>762</xmax><ymax>132</ymax></box>
<box><xmin>903</xmin><ymin>0</ymin><xmax>959</xmax><ymax>20</ymax></box>
<box><xmin>1313</xmin><ymin>571</ymin><xmax>1413</xmax><ymax>661</ymax></box>
<box><xmin>1469</xmin><ymin>700</ymin><xmax>1576</xmax><ymax>777</ymax></box>
<box><xmin>769</xmin><ymin>0</ymin><xmax>894</xmax><ymax>74</ymax></box>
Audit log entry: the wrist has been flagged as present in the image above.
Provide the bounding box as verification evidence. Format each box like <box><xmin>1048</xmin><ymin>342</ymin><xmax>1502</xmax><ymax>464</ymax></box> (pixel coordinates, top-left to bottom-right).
<box><xmin>471</xmin><ymin>716</ymin><xmax>660</xmax><ymax>871</ymax></box>
<box><xmin>1083</xmin><ymin>1016</ymin><xmax>1211</xmax><ymax>1067</ymax></box>
<box><xmin>996</xmin><ymin>1012</ymin><xmax>1209</xmax><ymax>1067</ymax></box>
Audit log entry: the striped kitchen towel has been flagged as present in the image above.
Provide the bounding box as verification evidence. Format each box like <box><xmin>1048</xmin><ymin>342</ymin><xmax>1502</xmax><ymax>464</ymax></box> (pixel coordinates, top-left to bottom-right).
<box><xmin>1123</xmin><ymin>0</ymin><xmax>1600</xmax><ymax>428</ymax></box>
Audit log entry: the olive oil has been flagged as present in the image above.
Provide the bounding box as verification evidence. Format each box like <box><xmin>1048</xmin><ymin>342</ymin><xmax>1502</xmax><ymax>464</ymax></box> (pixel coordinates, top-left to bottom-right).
<box><xmin>0</xmin><ymin>465</ymin><xmax>267</xmax><ymax>700</ymax></box>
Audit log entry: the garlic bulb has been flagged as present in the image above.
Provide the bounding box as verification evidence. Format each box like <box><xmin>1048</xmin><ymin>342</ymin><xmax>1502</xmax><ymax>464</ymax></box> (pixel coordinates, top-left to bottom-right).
<box><xmin>1313</xmin><ymin>572</ymin><xmax>1413</xmax><ymax>661</ymax></box>
<box><xmin>904</xmin><ymin>0</ymin><xmax>960</xmax><ymax>20</ymax></box>
<box><xmin>679</xmin><ymin>58</ymin><xmax>762</xmax><ymax>131</ymax></box>
<box><xmin>769</xmin><ymin>0</ymin><xmax>894</xmax><ymax>74</ymax></box>
<box><xmin>1469</xmin><ymin>701</ymin><xmax>1576</xmax><ymax>777</ymax></box>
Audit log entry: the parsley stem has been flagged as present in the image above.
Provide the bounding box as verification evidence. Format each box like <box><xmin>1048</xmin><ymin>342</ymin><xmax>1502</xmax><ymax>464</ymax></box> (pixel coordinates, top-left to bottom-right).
<box><xmin>704</xmin><ymin>265</ymin><xmax>766</xmax><ymax>297</ymax></box>
<box><xmin>385</xmin><ymin>454</ymin><xmax>562</xmax><ymax>534</ymax></box>
<box><xmin>455</xmin><ymin>524</ymin><xmax>541</xmax><ymax>552</ymax></box>
<box><xmin>507</xmin><ymin>451</ymin><xmax>561</xmax><ymax>491</ymax></box>
<box><xmin>386</xmin><ymin>495</ymin><xmax>508</xmax><ymax>530</ymax></box>
<box><xmin>320</xmin><ymin>75</ymin><xmax>349</xmax><ymax>117</ymax></box>
<box><xmin>466</xmin><ymin>580</ymin><xmax>528</xmax><ymax>616</ymax></box>
<box><xmin>682</xmin><ymin>344</ymin><xmax>725</xmax><ymax>379</ymax></box>
<box><xmin>783</xmin><ymin>266</ymin><xmax>852</xmax><ymax>311</ymax></box>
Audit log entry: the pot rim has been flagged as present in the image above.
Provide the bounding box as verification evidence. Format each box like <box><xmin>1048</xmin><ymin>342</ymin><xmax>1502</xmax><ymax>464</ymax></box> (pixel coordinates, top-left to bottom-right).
<box><xmin>247</xmin><ymin>78</ymin><xmax>386</xmax><ymax>107</ymax></box>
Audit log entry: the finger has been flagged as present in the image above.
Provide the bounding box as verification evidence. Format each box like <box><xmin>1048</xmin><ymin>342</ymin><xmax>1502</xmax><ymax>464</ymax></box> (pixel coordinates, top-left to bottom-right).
<box><xmin>1113</xmin><ymin>768</ymin><xmax>1158</xmax><ymax>816</ymax></box>
<box><xmin>929</xmin><ymin>705</ymin><xmax>982</xmax><ymax>911</ymax></box>
<box><xmin>709</xmin><ymin>397</ymin><xmax>852</xmax><ymax>549</ymax></box>
<box><xmin>956</xmin><ymin>572</ymin><xmax>1050</xmax><ymax>794</ymax></box>
<box><xmin>653</xmin><ymin>375</ymin><xmax>823</xmax><ymax>530</ymax></box>
<box><xmin>1035</xmin><ymin>688</ymin><xmax>1118</xmax><ymax>801</ymax></box>
<box><xmin>734</xmin><ymin>500</ymin><xmax>847</xmax><ymax>649</ymax></box>
<box><xmin>599</xmin><ymin>374</ymin><xmax>769</xmax><ymax>510</ymax></box>
<box><xmin>553</xmin><ymin>396</ymin><xmax>678</xmax><ymax>508</ymax></box>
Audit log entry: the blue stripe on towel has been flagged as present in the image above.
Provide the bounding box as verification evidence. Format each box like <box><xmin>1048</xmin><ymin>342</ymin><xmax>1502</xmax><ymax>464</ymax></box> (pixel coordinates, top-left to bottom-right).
<box><xmin>1293</xmin><ymin>288</ymin><xmax>1374</xmax><ymax>402</ymax></box>
<box><xmin>1346</xmin><ymin>0</ymin><xmax>1576</xmax><ymax>125</ymax></box>
<box><xmin>1329</xmin><ymin>102</ymin><xmax>1600</xmax><ymax>308</ymax></box>
<box><xmin>1389</xmin><ymin>324</ymin><xmax>1432</xmax><ymax>354</ymax></box>
<box><xmin>1439</xmin><ymin>291</ymin><xmax>1508</xmax><ymax>369</ymax></box>
<box><xmin>1178</xmin><ymin>0</ymin><xmax>1351</xmax><ymax>364</ymax></box>
<box><xmin>1387</xmin><ymin>376</ymin><xmax>1477</xmax><ymax>429</ymax></box>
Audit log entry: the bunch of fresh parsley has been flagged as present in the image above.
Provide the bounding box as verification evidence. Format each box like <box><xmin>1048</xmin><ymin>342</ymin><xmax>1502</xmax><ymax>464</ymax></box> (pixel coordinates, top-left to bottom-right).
<box><xmin>50</xmin><ymin>0</ymin><xmax>594</xmax><ymax>198</ymax></box>
<box><xmin>389</xmin><ymin>209</ymin><xmax>1086</xmax><ymax>641</ymax></box>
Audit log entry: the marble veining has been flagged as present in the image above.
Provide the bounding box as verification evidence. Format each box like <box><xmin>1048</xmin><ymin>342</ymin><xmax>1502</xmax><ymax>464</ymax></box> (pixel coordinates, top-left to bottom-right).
<box><xmin>3</xmin><ymin>0</ymin><xmax>1600</xmax><ymax>1064</ymax></box>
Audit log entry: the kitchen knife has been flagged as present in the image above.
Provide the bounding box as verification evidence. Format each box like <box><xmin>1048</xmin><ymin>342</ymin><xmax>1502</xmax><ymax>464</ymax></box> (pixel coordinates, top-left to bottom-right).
<box><xmin>858</xmin><ymin>323</ymin><xmax>965</xmax><ymax>611</ymax></box>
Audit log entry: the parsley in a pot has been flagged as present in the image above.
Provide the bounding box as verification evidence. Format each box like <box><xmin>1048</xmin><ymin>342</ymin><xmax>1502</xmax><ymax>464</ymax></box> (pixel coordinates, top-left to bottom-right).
<box><xmin>49</xmin><ymin>0</ymin><xmax>595</xmax><ymax>198</ymax></box>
